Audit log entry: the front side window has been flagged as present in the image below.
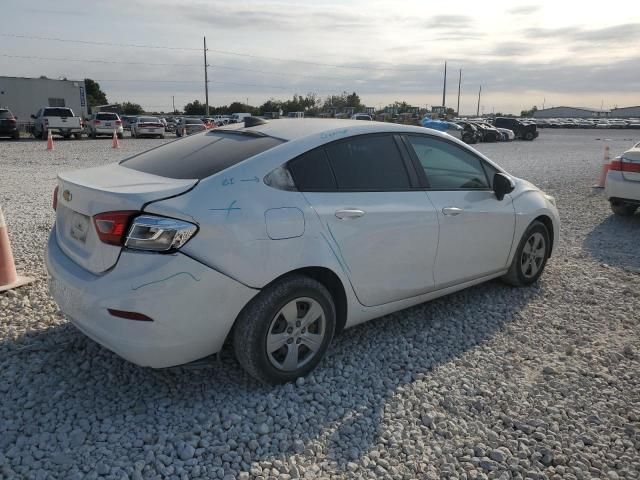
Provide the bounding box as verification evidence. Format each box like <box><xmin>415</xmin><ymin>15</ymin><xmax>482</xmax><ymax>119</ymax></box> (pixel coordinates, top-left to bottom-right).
<box><xmin>325</xmin><ymin>135</ymin><xmax>411</xmax><ymax>191</ymax></box>
<box><xmin>407</xmin><ymin>135</ymin><xmax>489</xmax><ymax>190</ymax></box>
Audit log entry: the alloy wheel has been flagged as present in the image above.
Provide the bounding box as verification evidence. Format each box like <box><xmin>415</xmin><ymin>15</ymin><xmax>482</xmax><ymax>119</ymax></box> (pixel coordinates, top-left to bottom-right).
<box><xmin>521</xmin><ymin>232</ymin><xmax>546</xmax><ymax>278</ymax></box>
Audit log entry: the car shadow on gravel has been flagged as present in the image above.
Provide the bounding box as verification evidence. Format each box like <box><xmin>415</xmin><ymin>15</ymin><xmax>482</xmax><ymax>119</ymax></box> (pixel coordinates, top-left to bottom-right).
<box><xmin>583</xmin><ymin>212</ymin><xmax>640</xmax><ymax>271</ymax></box>
<box><xmin>0</xmin><ymin>277</ymin><xmax>544</xmax><ymax>475</ymax></box>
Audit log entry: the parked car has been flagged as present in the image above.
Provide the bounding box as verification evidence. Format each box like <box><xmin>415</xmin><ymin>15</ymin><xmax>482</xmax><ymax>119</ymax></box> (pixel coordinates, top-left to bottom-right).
<box><xmin>471</xmin><ymin>122</ymin><xmax>501</xmax><ymax>142</ymax></box>
<box><xmin>31</xmin><ymin>107</ymin><xmax>83</xmax><ymax>140</ymax></box>
<box><xmin>351</xmin><ymin>114</ymin><xmax>372</xmax><ymax>121</ymax></box>
<box><xmin>456</xmin><ymin>121</ymin><xmax>482</xmax><ymax>144</ymax></box>
<box><xmin>0</xmin><ymin>107</ymin><xmax>20</xmax><ymax>139</ymax></box>
<box><xmin>230</xmin><ymin>113</ymin><xmax>252</xmax><ymax>123</ymax></box>
<box><xmin>131</xmin><ymin>116</ymin><xmax>165</xmax><ymax>139</ymax></box>
<box><xmin>121</xmin><ymin>115</ymin><xmax>137</xmax><ymax>130</ymax></box>
<box><xmin>605</xmin><ymin>147</ymin><xmax>640</xmax><ymax>216</ymax></box>
<box><xmin>494</xmin><ymin>117</ymin><xmax>538</xmax><ymax>140</ymax></box>
<box><xmin>496</xmin><ymin>127</ymin><xmax>515</xmax><ymax>141</ymax></box>
<box><xmin>85</xmin><ymin>112</ymin><xmax>124</xmax><ymax>139</ymax></box>
<box><xmin>46</xmin><ymin>119</ymin><xmax>559</xmax><ymax>384</ymax></box>
<box><xmin>175</xmin><ymin>117</ymin><xmax>207</xmax><ymax>136</ymax></box>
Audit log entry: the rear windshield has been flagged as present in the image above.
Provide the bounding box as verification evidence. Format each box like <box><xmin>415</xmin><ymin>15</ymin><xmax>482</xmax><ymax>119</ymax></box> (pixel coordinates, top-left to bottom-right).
<box><xmin>96</xmin><ymin>113</ymin><xmax>118</xmax><ymax>120</ymax></box>
<box><xmin>138</xmin><ymin>117</ymin><xmax>159</xmax><ymax>123</ymax></box>
<box><xmin>121</xmin><ymin>131</ymin><xmax>285</xmax><ymax>179</ymax></box>
<box><xmin>0</xmin><ymin>110</ymin><xmax>13</xmax><ymax>119</ymax></box>
<box><xmin>186</xmin><ymin>118</ymin><xmax>203</xmax><ymax>125</ymax></box>
<box><xmin>43</xmin><ymin>108</ymin><xmax>74</xmax><ymax>117</ymax></box>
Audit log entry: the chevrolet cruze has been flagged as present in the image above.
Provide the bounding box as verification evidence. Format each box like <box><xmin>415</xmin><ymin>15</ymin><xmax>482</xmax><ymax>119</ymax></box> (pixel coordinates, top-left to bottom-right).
<box><xmin>47</xmin><ymin>118</ymin><xmax>559</xmax><ymax>384</ymax></box>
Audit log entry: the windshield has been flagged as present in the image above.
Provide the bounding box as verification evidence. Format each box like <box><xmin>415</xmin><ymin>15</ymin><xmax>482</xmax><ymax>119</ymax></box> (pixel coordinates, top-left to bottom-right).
<box><xmin>138</xmin><ymin>117</ymin><xmax>159</xmax><ymax>123</ymax></box>
<box><xmin>121</xmin><ymin>131</ymin><xmax>285</xmax><ymax>180</ymax></box>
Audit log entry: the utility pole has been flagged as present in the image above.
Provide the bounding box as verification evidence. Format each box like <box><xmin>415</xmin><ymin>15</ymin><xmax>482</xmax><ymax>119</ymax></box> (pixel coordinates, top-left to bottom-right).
<box><xmin>442</xmin><ymin>61</ymin><xmax>447</xmax><ymax>108</ymax></box>
<box><xmin>172</xmin><ymin>96</ymin><xmax>175</xmax><ymax>113</ymax></box>
<box><xmin>204</xmin><ymin>36</ymin><xmax>209</xmax><ymax>116</ymax></box>
<box><xmin>476</xmin><ymin>85</ymin><xmax>482</xmax><ymax>117</ymax></box>
<box><xmin>456</xmin><ymin>69</ymin><xmax>462</xmax><ymax>116</ymax></box>
<box><xmin>542</xmin><ymin>97</ymin><xmax>545</xmax><ymax>110</ymax></box>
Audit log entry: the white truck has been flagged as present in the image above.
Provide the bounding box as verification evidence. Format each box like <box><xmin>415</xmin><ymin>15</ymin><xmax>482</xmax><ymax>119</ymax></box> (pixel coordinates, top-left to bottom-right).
<box><xmin>31</xmin><ymin>107</ymin><xmax>83</xmax><ymax>140</ymax></box>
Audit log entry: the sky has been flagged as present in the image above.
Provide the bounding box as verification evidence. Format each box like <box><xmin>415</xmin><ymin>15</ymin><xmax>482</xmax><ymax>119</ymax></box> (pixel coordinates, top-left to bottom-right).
<box><xmin>1</xmin><ymin>0</ymin><xmax>639</xmax><ymax>114</ymax></box>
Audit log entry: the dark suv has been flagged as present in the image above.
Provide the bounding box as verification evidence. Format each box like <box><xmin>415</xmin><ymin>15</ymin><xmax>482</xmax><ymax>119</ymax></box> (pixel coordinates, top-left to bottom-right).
<box><xmin>494</xmin><ymin>117</ymin><xmax>538</xmax><ymax>141</ymax></box>
<box><xmin>0</xmin><ymin>107</ymin><xmax>19</xmax><ymax>139</ymax></box>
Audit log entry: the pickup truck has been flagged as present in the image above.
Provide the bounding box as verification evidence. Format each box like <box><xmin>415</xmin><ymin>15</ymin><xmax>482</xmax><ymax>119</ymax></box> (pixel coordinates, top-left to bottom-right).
<box><xmin>31</xmin><ymin>107</ymin><xmax>83</xmax><ymax>140</ymax></box>
<box><xmin>493</xmin><ymin>117</ymin><xmax>538</xmax><ymax>141</ymax></box>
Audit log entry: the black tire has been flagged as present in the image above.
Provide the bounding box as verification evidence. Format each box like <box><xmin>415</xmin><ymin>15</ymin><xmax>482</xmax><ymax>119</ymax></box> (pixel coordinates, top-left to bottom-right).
<box><xmin>41</xmin><ymin>129</ymin><xmax>48</xmax><ymax>140</ymax></box>
<box><xmin>524</xmin><ymin>131</ymin><xmax>535</xmax><ymax>141</ymax></box>
<box><xmin>117</xmin><ymin>132</ymin><xmax>124</xmax><ymax>139</ymax></box>
<box><xmin>233</xmin><ymin>274</ymin><xmax>336</xmax><ymax>384</ymax></box>
<box><xmin>462</xmin><ymin>134</ymin><xmax>473</xmax><ymax>144</ymax></box>
<box><xmin>12</xmin><ymin>132</ymin><xmax>20</xmax><ymax>140</ymax></box>
<box><xmin>610</xmin><ymin>200</ymin><xmax>637</xmax><ymax>216</ymax></box>
<box><xmin>160</xmin><ymin>135</ymin><xmax>165</xmax><ymax>139</ymax></box>
<box><xmin>74</xmin><ymin>133</ymin><xmax>82</xmax><ymax>140</ymax></box>
<box><xmin>501</xmin><ymin>221</ymin><xmax>551</xmax><ymax>287</ymax></box>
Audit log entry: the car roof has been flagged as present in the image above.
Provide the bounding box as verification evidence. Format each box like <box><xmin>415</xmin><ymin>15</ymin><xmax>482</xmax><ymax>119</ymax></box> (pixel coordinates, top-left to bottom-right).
<box><xmin>216</xmin><ymin>118</ymin><xmax>445</xmax><ymax>142</ymax></box>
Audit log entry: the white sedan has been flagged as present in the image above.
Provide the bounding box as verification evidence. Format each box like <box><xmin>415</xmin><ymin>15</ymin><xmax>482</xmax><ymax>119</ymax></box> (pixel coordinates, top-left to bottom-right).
<box><xmin>605</xmin><ymin>146</ymin><xmax>640</xmax><ymax>215</ymax></box>
<box><xmin>131</xmin><ymin>116</ymin><xmax>165</xmax><ymax>139</ymax></box>
<box><xmin>46</xmin><ymin>118</ymin><xmax>559</xmax><ymax>384</ymax></box>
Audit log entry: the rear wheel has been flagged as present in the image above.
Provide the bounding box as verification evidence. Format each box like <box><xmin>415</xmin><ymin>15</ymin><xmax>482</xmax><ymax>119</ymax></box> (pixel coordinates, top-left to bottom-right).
<box><xmin>74</xmin><ymin>133</ymin><xmax>82</xmax><ymax>140</ymax></box>
<box><xmin>524</xmin><ymin>131</ymin><xmax>535</xmax><ymax>141</ymax></box>
<box><xmin>233</xmin><ymin>275</ymin><xmax>336</xmax><ymax>384</ymax></box>
<box><xmin>610</xmin><ymin>200</ymin><xmax>637</xmax><ymax>216</ymax></box>
<box><xmin>501</xmin><ymin>221</ymin><xmax>551</xmax><ymax>287</ymax></box>
<box><xmin>41</xmin><ymin>129</ymin><xmax>48</xmax><ymax>140</ymax></box>
<box><xmin>12</xmin><ymin>132</ymin><xmax>19</xmax><ymax>140</ymax></box>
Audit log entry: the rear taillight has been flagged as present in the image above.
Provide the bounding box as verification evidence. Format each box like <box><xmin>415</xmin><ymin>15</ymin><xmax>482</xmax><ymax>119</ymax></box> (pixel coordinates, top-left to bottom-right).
<box><xmin>53</xmin><ymin>186</ymin><xmax>59</xmax><ymax>211</ymax></box>
<box><xmin>7</xmin><ymin>119</ymin><xmax>16</xmax><ymax>124</ymax></box>
<box><xmin>610</xmin><ymin>159</ymin><xmax>640</xmax><ymax>173</ymax></box>
<box><xmin>44</xmin><ymin>118</ymin><xmax>49</xmax><ymax>125</ymax></box>
<box><xmin>115</xmin><ymin>120</ymin><xmax>122</xmax><ymax>125</ymax></box>
<box><xmin>93</xmin><ymin>211</ymin><xmax>137</xmax><ymax>246</ymax></box>
<box><xmin>95</xmin><ymin>120</ymin><xmax>101</xmax><ymax>125</ymax></box>
<box><xmin>125</xmin><ymin>215</ymin><xmax>197</xmax><ymax>251</ymax></box>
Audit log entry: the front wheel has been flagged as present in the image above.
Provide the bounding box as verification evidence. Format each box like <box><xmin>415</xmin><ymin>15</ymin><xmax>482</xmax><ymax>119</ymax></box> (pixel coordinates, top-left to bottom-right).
<box><xmin>74</xmin><ymin>133</ymin><xmax>82</xmax><ymax>140</ymax></box>
<box><xmin>524</xmin><ymin>131</ymin><xmax>535</xmax><ymax>141</ymax></box>
<box><xmin>501</xmin><ymin>221</ymin><xmax>551</xmax><ymax>287</ymax></box>
<box><xmin>233</xmin><ymin>275</ymin><xmax>336</xmax><ymax>384</ymax></box>
<box><xmin>610</xmin><ymin>200</ymin><xmax>637</xmax><ymax>216</ymax></box>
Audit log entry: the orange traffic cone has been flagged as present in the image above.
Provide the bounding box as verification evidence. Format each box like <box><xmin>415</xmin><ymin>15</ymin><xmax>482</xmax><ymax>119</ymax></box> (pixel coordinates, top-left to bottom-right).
<box><xmin>0</xmin><ymin>207</ymin><xmax>34</xmax><ymax>292</ymax></box>
<box><xmin>593</xmin><ymin>145</ymin><xmax>611</xmax><ymax>188</ymax></box>
<box><xmin>112</xmin><ymin>129</ymin><xmax>120</xmax><ymax>149</ymax></box>
<box><xmin>46</xmin><ymin>130</ymin><xmax>54</xmax><ymax>150</ymax></box>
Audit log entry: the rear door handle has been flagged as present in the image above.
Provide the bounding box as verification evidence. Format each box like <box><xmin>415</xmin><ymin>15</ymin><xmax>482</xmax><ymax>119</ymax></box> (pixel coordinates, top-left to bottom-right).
<box><xmin>335</xmin><ymin>209</ymin><xmax>365</xmax><ymax>220</ymax></box>
<box><xmin>442</xmin><ymin>207</ymin><xmax>464</xmax><ymax>216</ymax></box>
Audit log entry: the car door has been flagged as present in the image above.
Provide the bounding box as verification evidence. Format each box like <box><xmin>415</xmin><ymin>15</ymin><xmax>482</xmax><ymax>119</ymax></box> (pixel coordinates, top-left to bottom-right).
<box><xmin>292</xmin><ymin>134</ymin><xmax>440</xmax><ymax>307</ymax></box>
<box><xmin>403</xmin><ymin>134</ymin><xmax>516</xmax><ymax>288</ymax></box>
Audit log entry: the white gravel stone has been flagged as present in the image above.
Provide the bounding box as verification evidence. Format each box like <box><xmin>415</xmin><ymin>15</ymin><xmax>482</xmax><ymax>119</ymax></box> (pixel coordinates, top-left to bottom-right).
<box><xmin>0</xmin><ymin>131</ymin><xmax>639</xmax><ymax>479</ymax></box>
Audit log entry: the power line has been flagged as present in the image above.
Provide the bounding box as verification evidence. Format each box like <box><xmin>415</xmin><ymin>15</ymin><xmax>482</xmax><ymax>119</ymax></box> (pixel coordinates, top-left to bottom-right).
<box><xmin>0</xmin><ymin>53</ymin><xmax>363</xmax><ymax>81</ymax></box>
<box><xmin>0</xmin><ymin>32</ymin><xmax>421</xmax><ymax>72</ymax></box>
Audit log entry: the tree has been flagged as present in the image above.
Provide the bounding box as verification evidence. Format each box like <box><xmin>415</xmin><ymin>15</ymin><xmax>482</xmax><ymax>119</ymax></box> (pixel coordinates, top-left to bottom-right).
<box><xmin>322</xmin><ymin>91</ymin><xmax>362</xmax><ymax>113</ymax></box>
<box><xmin>84</xmin><ymin>78</ymin><xmax>108</xmax><ymax>106</ymax></box>
<box><xmin>520</xmin><ymin>106</ymin><xmax>538</xmax><ymax>118</ymax></box>
<box><xmin>121</xmin><ymin>102</ymin><xmax>144</xmax><ymax>115</ymax></box>
<box><xmin>183</xmin><ymin>100</ymin><xmax>206</xmax><ymax>115</ymax></box>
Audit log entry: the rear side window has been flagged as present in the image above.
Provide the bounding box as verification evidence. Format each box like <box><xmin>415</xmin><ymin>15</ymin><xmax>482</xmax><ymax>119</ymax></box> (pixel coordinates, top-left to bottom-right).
<box><xmin>43</xmin><ymin>108</ymin><xmax>74</xmax><ymax>117</ymax></box>
<box><xmin>96</xmin><ymin>113</ymin><xmax>118</xmax><ymax>120</ymax></box>
<box><xmin>325</xmin><ymin>135</ymin><xmax>410</xmax><ymax>191</ymax></box>
<box><xmin>121</xmin><ymin>131</ymin><xmax>284</xmax><ymax>179</ymax></box>
<box><xmin>288</xmin><ymin>148</ymin><xmax>336</xmax><ymax>191</ymax></box>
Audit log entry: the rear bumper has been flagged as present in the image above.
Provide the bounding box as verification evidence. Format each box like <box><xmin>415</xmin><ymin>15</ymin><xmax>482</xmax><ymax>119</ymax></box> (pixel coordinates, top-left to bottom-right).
<box><xmin>136</xmin><ymin>128</ymin><xmax>164</xmax><ymax>136</ymax></box>
<box><xmin>93</xmin><ymin>126</ymin><xmax>123</xmax><ymax>135</ymax></box>
<box><xmin>605</xmin><ymin>171</ymin><xmax>640</xmax><ymax>204</ymax></box>
<box><xmin>46</xmin><ymin>229</ymin><xmax>258</xmax><ymax>368</ymax></box>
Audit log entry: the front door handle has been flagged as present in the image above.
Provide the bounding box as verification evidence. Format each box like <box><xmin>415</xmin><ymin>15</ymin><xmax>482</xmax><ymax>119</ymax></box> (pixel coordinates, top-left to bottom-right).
<box><xmin>335</xmin><ymin>209</ymin><xmax>365</xmax><ymax>220</ymax></box>
<box><xmin>442</xmin><ymin>207</ymin><xmax>464</xmax><ymax>216</ymax></box>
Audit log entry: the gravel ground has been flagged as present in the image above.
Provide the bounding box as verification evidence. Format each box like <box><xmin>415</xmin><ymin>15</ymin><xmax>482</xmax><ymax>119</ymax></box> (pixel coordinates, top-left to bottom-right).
<box><xmin>1</xmin><ymin>130</ymin><xmax>639</xmax><ymax>480</ymax></box>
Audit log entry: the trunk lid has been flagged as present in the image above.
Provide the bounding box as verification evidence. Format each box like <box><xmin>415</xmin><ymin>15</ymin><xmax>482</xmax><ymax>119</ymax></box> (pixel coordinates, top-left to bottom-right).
<box><xmin>55</xmin><ymin>163</ymin><xmax>197</xmax><ymax>274</ymax></box>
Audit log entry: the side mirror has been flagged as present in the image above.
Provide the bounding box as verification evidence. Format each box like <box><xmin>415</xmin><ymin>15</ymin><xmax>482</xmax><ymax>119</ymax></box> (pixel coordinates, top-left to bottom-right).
<box><xmin>493</xmin><ymin>172</ymin><xmax>515</xmax><ymax>201</ymax></box>
<box><xmin>30</xmin><ymin>114</ymin><xmax>36</xmax><ymax>119</ymax></box>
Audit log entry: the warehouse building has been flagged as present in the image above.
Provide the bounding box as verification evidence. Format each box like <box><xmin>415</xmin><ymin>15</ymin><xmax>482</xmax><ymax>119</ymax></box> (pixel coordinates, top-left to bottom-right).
<box><xmin>610</xmin><ymin>106</ymin><xmax>640</xmax><ymax>118</ymax></box>
<box><xmin>0</xmin><ymin>76</ymin><xmax>88</xmax><ymax>123</ymax></box>
<box><xmin>533</xmin><ymin>106</ymin><xmax>609</xmax><ymax>118</ymax></box>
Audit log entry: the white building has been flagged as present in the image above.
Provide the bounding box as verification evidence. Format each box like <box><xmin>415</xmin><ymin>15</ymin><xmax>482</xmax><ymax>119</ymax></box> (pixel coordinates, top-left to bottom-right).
<box><xmin>0</xmin><ymin>76</ymin><xmax>88</xmax><ymax>122</ymax></box>
<box><xmin>610</xmin><ymin>106</ymin><xmax>640</xmax><ymax>118</ymax></box>
<box><xmin>533</xmin><ymin>106</ymin><xmax>609</xmax><ymax>118</ymax></box>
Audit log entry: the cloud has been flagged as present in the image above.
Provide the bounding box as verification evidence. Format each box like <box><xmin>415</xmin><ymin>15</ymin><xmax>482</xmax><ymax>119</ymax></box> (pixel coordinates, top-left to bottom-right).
<box><xmin>525</xmin><ymin>23</ymin><xmax>640</xmax><ymax>43</ymax></box>
<box><xmin>423</xmin><ymin>15</ymin><xmax>473</xmax><ymax>29</ymax></box>
<box><xmin>507</xmin><ymin>5</ymin><xmax>540</xmax><ymax>15</ymax></box>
